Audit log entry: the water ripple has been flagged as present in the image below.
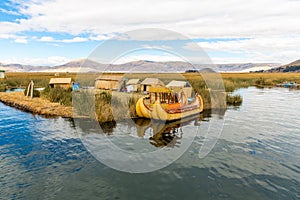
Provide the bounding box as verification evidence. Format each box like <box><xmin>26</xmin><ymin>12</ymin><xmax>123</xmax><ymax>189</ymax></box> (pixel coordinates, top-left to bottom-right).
<box><xmin>0</xmin><ymin>87</ymin><xmax>300</xmax><ymax>199</ymax></box>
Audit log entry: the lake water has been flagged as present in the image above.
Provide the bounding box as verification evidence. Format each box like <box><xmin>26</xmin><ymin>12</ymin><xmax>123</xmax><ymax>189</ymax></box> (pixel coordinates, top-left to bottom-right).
<box><xmin>0</xmin><ymin>87</ymin><xmax>299</xmax><ymax>199</ymax></box>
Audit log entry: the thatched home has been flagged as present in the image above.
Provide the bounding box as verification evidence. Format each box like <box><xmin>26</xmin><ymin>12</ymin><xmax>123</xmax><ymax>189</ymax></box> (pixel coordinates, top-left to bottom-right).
<box><xmin>0</xmin><ymin>70</ymin><xmax>5</xmax><ymax>79</ymax></box>
<box><xmin>166</xmin><ymin>80</ymin><xmax>193</xmax><ymax>98</ymax></box>
<box><xmin>95</xmin><ymin>75</ymin><xmax>125</xmax><ymax>91</ymax></box>
<box><xmin>49</xmin><ymin>78</ymin><xmax>72</xmax><ymax>89</ymax></box>
<box><xmin>126</xmin><ymin>79</ymin><xmax>141</xmax><ymax>92</ymax></box>
<box><xmin>141</xmin><ymin>78</ymin><xmax>165</xmax><ymax>93</ymax></box>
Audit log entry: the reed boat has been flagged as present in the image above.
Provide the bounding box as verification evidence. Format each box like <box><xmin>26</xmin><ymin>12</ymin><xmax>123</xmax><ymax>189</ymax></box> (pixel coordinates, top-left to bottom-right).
<box><xmin>136</xmin><ymin>86</ymin><xmax>204</xmax><ymax>121</ymax></box>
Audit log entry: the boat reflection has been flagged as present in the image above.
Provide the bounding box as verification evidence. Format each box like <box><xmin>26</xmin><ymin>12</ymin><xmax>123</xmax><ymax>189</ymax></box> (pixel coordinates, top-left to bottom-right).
<box><xmin>74</xmin><ymin>109</ymin><xmax>226</xmax><ymax>148</ymax></box>
<box><xmin>134</xmin><ymin>114</ymin><xmax>204</xmax><ymax>148</ymax></box>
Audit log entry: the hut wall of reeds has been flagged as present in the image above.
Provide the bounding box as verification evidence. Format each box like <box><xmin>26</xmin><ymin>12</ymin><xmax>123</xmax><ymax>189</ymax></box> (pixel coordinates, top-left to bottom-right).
<box><xmin>140</xmin><ymin>78</ymin><xmax>165</xmax><ymax>93</ymax></box>
<box><xmin>126</xmin><ymin>79</ymin><xmax>141</xmax><ymax>92</ymax></box>
<box><xmin>49</xmin><ymin>78</ymin><xmax>72</xmax><ymax>89</ymax></box>
<box><xmin>166</xmin><ymin>80</ymin><xmax>193</xmax><ymax>98</ymax></box>
<box><xmin>95</xmin><ymin>75</ymin><xmax>124</xmax><ymax>91</ymax></box>
<box><xmin>0</xmin><ymin>70</ymin><xmax>5</xmax><ymax>79</ymax></box>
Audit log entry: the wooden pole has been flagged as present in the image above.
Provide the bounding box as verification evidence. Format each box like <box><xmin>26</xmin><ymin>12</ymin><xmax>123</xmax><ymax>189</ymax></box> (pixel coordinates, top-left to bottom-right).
<box><xmin>26</xmin><ymin>80</ymin><xmax>34</xmax><ymax>98</ymax></box>
<box><xmin>26</xmin><ymin>82</ymin><xmax>30</xmax><ymax>97</ymax></box>
<box><xmin>31</xmin><ymin>80</ymin><xmax>34</xmax><ymax>98</ymax></box>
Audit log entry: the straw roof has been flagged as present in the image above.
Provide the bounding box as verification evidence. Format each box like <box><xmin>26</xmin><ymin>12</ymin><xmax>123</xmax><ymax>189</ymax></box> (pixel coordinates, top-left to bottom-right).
<box><xmin>126</xmin><ymin>79</ymin><xmax>140</xmax><ymax>85</ymax></box>
<box><xmin>141</xmin><ymin>78</ymin><xmax>164</xmax><ymax>85</ymax></box>
<box><xmin>95</xmin><ymin>75</ymin><xmax>123</xmax><ymax>81</ymax></box>
<box><xmin>49</xmin><ymin>78</ymin><xmax>72</xmax><ymax>84</ymax></box>
<box><xmin>166</xmin><ymin>80</ymin><xmax>188</xmax><ymax>87</ymax></box>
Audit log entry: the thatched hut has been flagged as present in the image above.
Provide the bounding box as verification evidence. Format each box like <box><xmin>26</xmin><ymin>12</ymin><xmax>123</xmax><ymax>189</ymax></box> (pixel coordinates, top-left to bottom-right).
<box><xmin>141</xmin><ymin>78</ymin><xmax>165</xmax><ymax>93</ymax></box>
<box><xmin>126</xmin><ymin>79</ymin><xmax>141</xmax><ymax>92</ymax></box>
<box><xmin>0</xmin><ymin>70</ymin><xmax>5</xmax><ymax>79</ymax></box>
<box><xmin>95</xmin><ymin>75</ymin><xmax>125</xmax><ymax>91</ymax></box>
<box><xmin>166</xmin><ymin>80</ymin><xmax>193</xmax><ymax>98</ymax></box>
<box><xmin>49</xmin><ymin>78</ymin><xmax>72</xmax><ymax>89</ymax></box>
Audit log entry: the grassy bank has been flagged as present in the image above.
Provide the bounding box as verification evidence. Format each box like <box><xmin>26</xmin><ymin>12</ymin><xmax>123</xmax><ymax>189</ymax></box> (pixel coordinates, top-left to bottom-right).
<box><xmin>1</xmin><ymin>72</ymin><xmax>99</xmax><ymax>89</ymax></box>
<box><xmin>42</xmin><ymin>86</ymin><xmax>72</xmax><ymax>106</ymax></box>
<box><xmin>73</xmin><ymin>90</ymin><xmax>144</xmax><ymax>122</ymax></box>
<box><xmin>221</xmin><ymin>73</ymin><xmax>300</xmax><ymax>91</ymax></box>
<box><xmin>0</xmin><ymin>92</ymin><xmax>72</xmax><ymax>117</ymax></box>
<box><xmin>0</xmin><ymin>83</ymin><xmax>6</xmax><ymax>92</ymax></box>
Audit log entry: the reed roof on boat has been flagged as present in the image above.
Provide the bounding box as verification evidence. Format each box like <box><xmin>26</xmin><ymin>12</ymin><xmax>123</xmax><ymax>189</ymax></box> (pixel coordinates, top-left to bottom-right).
<box><xmin>149</xmin><ymin>86</ymin><xmax>171</xmax><ymax>93</ymax></box>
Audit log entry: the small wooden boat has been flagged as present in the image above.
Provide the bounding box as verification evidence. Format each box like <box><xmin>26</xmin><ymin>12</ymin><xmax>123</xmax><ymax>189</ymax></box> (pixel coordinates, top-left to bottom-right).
<box><xmin>136</xmin><ymin>86</ymin><xmax>203</xmax><ymax>121</ymax></box>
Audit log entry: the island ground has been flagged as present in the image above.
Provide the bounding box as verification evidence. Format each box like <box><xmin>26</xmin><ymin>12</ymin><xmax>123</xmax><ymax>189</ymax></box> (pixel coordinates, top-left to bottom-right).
<box><xmin>0</xmin><ymin>92</ymin><xmax>72</xmax><ymax>118</ymax></box>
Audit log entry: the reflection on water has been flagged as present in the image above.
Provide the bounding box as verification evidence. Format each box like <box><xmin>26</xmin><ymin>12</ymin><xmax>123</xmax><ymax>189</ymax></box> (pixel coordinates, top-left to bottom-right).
<box><xmin>75</xmin><ymin>109</ymin><xmax>220</xmax><ymax>149</ymax></box>
<box><xmin>134</xmin><ymin>114</ymin><xmax>204</xmax><ymax>147</ymax></box>
<box><xmin>149</xmin><ymin>120</ymin><xmax>183</xmax><ymax>148</ymax></box>
<box><xmin>0</xmin><ymin>87</ymin><xmax>300</xmax><ymax>199</ymax></box>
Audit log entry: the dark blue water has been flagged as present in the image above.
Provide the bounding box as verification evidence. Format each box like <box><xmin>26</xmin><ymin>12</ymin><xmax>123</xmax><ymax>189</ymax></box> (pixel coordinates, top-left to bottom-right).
<box><xmin>0</xmin><ymin>87</ymin><xmax>299</xmax><ymax>199</ymax></box>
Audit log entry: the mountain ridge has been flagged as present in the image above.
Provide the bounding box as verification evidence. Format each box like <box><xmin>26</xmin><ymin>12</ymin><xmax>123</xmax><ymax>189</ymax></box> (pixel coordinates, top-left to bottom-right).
<box><xmin>263</xmin><ymin>59</ymin><xmax>300</xmax><ymax>72</ymax></box>
<box><xmin>0</xmin><ymin>59</ymin><xmax>280</xmax><ymax>73</ymax></box>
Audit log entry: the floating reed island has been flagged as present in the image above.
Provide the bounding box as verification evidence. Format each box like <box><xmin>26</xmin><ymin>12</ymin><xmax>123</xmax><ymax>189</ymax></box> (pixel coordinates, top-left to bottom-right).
<box><xmin>1</xmin><ymin>72</ymin><xmax>299</xmax><ymax>122</ymax></box>
<box><xmin>0</xmin><ymin>92</ymin><xmax>72</xmax><ymax>118</ymax></box>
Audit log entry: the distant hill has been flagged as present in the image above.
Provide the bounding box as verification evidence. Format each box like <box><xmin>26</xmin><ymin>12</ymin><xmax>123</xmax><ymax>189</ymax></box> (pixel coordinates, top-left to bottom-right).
<box><xmin>46</xmin><ymin>59</ymin><xmax>106</xmax><ymax>73</ymax></box>
<box><xmin>0</xmin><ymin>63</ymin><xmax>50</xmax><ymax>72</ymax></box>
<box><xmin>263</xmin><ymin>59</ymin><xmax>300</xmax><ymax>73</ymax></box>
<box><xmin>0</xmin><ymin>59</ymin><xmax>104</xmax><ymax>73</ymax></box>
<box><xmin>209</xmin><ymin>63</ymin><xmax>280</xmax><ymax>72</ymax></box>
<box><xmin>0</xmin><ymin>59</ymin><xmax>280</xmax><ymax>73</ymax></box>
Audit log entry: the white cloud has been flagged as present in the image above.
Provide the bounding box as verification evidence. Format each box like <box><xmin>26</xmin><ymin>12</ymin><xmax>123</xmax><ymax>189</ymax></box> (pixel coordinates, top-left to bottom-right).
<box><xmin>89</xmin><ymin>34</ymin><xmax>116</xmax><ymax>41</ymax></box>
<box><xmin>1</xmin><ymin>0</ymin><xmax>300</xmax><ymax>38</ymax></box>
<box><xmin>141</xmin><ymin>45</ymin><xmax>173</xmax><ymax>50</ymax></box>
<box><xmin>1</xmin><ymin>0</ymin><xmax>300</xmax><ymax>64</ymax></box>
<box><xmin>39</xmin><ymin>36</ymin><xmax>56</xmax><ymax>42</ymax></box>
<box><xmin>115</xmin><ymin>29</ymin><xmax>188</xmax><ymax>41</ymax></box>
<box><xmin>38</xmin><ymin>36</ymin><xmax>88</xmax><ymax>43</ymax></box>
<box><xmin>0</xmin><ymin>33</ymin><xmax>28</xmax><ymax>43</ymax></box>
<box><xmin>185</xmin><ymin>37</ymin><xmax>300</xmax><ymax>53</ymax></box>
<box><xmin>14</xmin><ymin>37</ymin><xmax>27</xmax><ymax>44</ymax></box>
<box><xmin>61</xmin><ymin>37</ymin><xmax>88</xmax><ymax>43</ymax></box>
<box><xmin>184</xmin><ymin>36</ymin><xmax>300</xmax><ymax>64</ymax></box>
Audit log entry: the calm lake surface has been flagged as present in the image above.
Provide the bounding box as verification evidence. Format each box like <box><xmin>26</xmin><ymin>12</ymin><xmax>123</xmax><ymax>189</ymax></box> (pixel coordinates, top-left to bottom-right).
<box><xmin>0</xmin><ymin>87</ymin><xmax>299</xmax><ymax>199</ymax></box>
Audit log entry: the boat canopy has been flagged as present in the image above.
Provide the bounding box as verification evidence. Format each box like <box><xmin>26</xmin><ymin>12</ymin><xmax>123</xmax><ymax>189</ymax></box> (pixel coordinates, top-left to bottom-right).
<box><xmin>149</xmin><ymin>86</ymin><xmax>171</xmax><ymax>93</ymax></box>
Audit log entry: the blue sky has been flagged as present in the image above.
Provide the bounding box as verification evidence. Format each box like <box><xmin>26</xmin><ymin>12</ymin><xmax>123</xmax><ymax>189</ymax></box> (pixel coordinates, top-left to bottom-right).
<box><xmin>0</xmin><ymin>0</ymin><xmax>300</xmax><ymax>66</ymax></box>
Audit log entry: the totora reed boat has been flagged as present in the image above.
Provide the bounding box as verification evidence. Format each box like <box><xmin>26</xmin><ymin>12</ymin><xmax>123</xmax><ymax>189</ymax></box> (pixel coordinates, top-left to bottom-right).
<box><xmin>136</xmin><ymin>86</ymin><xmax>204</xmax><ymax>121</ymax></box>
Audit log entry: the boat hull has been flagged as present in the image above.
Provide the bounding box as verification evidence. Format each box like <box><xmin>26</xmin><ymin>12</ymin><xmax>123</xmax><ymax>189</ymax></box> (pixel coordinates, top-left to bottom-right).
<box><xmin>136</xmin><ymin>95</ymin><xmax>204</xmax><ymax>121</ymax></box>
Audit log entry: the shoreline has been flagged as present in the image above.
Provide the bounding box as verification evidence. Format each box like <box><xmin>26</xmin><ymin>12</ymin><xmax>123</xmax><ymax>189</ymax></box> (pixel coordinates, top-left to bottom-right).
<box><xmin>0</xmin><ymin>92</ymin><xmax>72</xmax><ymax>118</ymax></box>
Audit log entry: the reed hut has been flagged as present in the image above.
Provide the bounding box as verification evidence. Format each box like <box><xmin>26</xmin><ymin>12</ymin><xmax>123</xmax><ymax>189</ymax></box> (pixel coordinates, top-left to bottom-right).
<box><xmin>95</xmin><ymin>75</ymin><xmax>125</xmax><ymax>91</ymax></box>
<box><xmin>0</xmin><ymin>70</ymin><xmax>5</xmax><ymax>79</ymax></box>
<box><xmin>49</xmin><ymin>78</ymin><xmax>72</xmax><ymax>89</ymax></box>
<box><xmin>141</xmin><ymin>78</ymin><xmax>165</xmax><ymax>93</ymax></box>
<box><xmin>126</xmin><ymin>79</ymin><xmax>141</xmax><ymax>92</ymax></box>
<box><xmin>166</xmin><ymin>80</ymin><xmax>193</xmax><ymax>98</ymax></box>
